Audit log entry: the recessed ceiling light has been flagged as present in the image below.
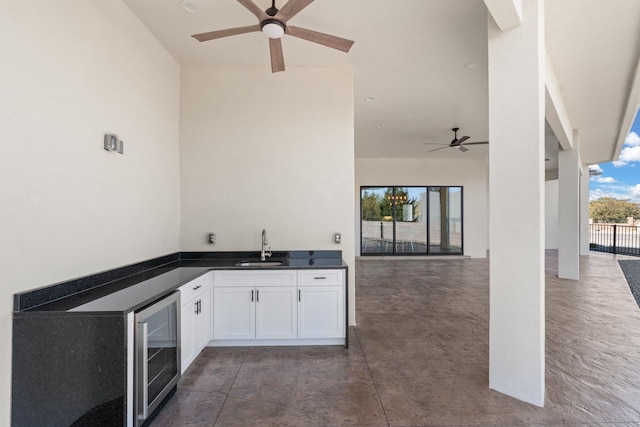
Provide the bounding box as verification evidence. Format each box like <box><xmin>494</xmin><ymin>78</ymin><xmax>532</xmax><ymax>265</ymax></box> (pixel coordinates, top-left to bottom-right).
<box><xmin>365</xmin><ymin>97</ymin><xmax>375</xmax><ymax>102</ymax></box>
<box><xmin>376</xmin><ymin>124</ymin><xmax>383</xmax><ymax>128</ymax></box>
<box><xmin>179</xmin><ymin>0</ymin><xmax>199</xmax><ymax>13</ymax></box>
<box><xmin>465</xmin><ymin>61</ymin><xmax>479</xmax><ymax>69</ymax></box>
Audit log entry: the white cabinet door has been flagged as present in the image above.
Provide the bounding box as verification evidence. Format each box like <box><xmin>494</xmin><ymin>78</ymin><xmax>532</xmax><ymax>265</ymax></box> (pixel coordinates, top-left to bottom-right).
<box><xmin>193</xmin><ymin>286</ymin><xmax>211</xmax><ymax>353</ymax></box>
<box><xmin>298</xmin><ymin>285</ymin><xmax>345</xmax><ymax>339</ymax></box>
<box><xmin>180</xmin><ymin>275</ymin><xmax>212</xmax><ymax>374</ymax></box>
<box><xmin>180</xmin><ymin>297</ymin><xmax>196</xmax><ymax>374</ymax></box>
<box><xmin>213</xmin><ymin>286</ymin><xmax>255</xmax><ymax>340</ymax></box>
<box><xmin>255</xmin><ymin>286</ymin><xmax>297</xmax><ymax>339</ymax></box>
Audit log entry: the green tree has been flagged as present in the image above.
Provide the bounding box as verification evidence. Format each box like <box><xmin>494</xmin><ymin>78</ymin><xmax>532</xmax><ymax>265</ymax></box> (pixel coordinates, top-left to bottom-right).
<box><xmin>589</xmin><ymin>197</ymin><xmax>640</xmax><ymax>224</ymax></box>
<box><xmin>361</xmin><ymin>191</ymin><xmax>382</xmax><ymax>221</ymax></box>
<box><xmin>380</xmin><ymin>188</ymin><xmax>395</xmax><ymax>219</ymax></box>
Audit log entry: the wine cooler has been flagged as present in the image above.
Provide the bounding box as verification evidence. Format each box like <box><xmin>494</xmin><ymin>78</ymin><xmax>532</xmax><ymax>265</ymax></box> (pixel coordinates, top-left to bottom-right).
<box><xmin>134</xmin><ymin>291</ymin><xmax>180</xmax><ymax>426</ymax></box>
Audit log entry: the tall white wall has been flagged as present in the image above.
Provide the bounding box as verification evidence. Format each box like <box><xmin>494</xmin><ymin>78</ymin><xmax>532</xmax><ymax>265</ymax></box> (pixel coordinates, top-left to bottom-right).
<box><xmin>180</xmin><ymin>66</ymin><xmax>356</xmax><ymax>323</ymax></box>
<box><xmin>0</xmin><ymin>2</ymin><xmax>181</xmax><ymax>424</ymax></box>
<box><xmin>545</xmin><ymin>180</ymin><xmax>559</xmax><ymax>249</ymax></box>
<box><xmin>355</xmin><ymin>158</ymin><xmax>488</xmax><ymax>258</ymax></box>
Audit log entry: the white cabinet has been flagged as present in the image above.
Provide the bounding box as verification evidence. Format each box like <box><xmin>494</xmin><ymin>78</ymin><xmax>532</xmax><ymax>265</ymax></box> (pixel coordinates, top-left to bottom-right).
<box><xmin>179</xmin><ymin>272</ymin><xmax>212</xmax><ymax>374</ymax></box>
<box><xmin>255</xmin><ymin>286</ymin><xmax>297</xmax><ymax>339</ymax></box>
<box><xmin>212</xmin><ymin>269</ymin><xmax>345</xmax><ymax>346</ymax></box>
<box><xmin>297</xmin><ymin>270</ymin><xmax>345</xmax><ymax>339</ymax></box>
<box><xmin>213</xmin><ymin>270</ymin><xmax>298</xmax><ymax>342</ymax></box>
<box><xmin>213</xmin><ymin>286</ymin><xmax>255</xmax><ymax>340</ymax></box>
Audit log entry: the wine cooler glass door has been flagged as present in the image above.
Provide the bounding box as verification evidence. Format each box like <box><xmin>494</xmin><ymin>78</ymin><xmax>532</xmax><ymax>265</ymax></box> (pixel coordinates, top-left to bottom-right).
<box><xmin>135</xmin><ymin>291</ymin><xmax>180</xmax><ymax>425</ymax></box>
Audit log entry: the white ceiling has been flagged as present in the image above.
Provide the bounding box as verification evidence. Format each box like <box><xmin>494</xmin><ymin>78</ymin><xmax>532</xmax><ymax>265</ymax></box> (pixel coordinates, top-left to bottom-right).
<box><xmin>122</xmin><ymin>0</ymin><xmax>640</xmax><ymax>166</ymax></box>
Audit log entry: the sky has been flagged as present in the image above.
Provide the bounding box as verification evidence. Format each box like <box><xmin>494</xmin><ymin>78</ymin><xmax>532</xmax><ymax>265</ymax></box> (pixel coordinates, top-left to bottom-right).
<box><xmin>589</xmin><ymin>110</ymin><xmax>640</xmax><ymax>203</ymax></box>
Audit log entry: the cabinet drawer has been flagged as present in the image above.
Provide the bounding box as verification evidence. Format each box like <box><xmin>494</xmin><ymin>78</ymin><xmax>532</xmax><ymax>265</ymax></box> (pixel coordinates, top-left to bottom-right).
<box><xmin>214</xmin><ymin>270</ymin><xmax>297</xmax><ymax>287</ymax></box>
<box><xmin>179</xmin><ymin>272</ymin><xmax>210</xmax><ymax>303</ymax></box>
<box><xmin>297</xmin><ymin>269</ymin><xmax>343</xmax><ymax>286</ymax></box>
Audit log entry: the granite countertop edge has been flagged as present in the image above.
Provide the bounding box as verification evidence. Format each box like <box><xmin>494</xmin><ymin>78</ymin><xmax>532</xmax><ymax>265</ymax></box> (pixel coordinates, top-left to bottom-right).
<box><xmin>14</xmin><ymin>250</ymin><xmax>347</xmax><ymax>315</ymax></box>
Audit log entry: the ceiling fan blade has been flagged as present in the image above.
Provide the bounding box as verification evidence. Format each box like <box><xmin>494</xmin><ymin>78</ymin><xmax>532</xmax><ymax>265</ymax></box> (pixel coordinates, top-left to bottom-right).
<box><xmin>461</xmin><ymin>141</ymin><xmax>489</xmax><ymax>146</ymax></box>
<box><xmin>269</xmin><ymin>38</ymin><xmax>285</xmax><ymax>73</ymax></box>
<box><xmin>192</xmin><ymin>25</ymin><xmax>261</xmax><ymax>42</ymax></box>
<box><xmin>458</xmin><ymin>146</ymin><xmax>469</xmax><ymax>153</ymax></box>
<box><xmin>276</xmin><ymin>0</ymin><xmax>314</xmax><ymax>22</ymax></box>
<box><xmin>286</xmin><ymin>26</ymin><xmax>354</xmax><ymax>52</ymax></box>
<box><xmin>428</xmin><ymin>146</ymin><xmax>450</xmax><ymax>153</ymax></box>
<box><xmin>455</xmin><ymin>135</ymin><xmax>470</xmax><ymax>145</ymax></box>
<box><xmin>236</xmin><ymin>0</ymin><xmax>269</xmax><ymax>21</ymax></box>
<box><xmin>423</xmin><ymin>143</ymin><xmax>449</xmax><ymax>146</ymax></box>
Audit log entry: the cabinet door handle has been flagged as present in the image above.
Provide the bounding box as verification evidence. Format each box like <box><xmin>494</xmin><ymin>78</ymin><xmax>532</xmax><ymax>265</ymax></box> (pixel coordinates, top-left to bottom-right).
<box><xmin>256</xmin><ymin>289</ymin><xmax>259</xmax><ymax>302</ymax></box>
<box><xmin>251</xmin><ymin>290</ymin><xmax>254</xmax><ymax>302</ymax></box>
<box><xmin>314</xmin><ymin>276</ymin><xmax>326</xmax><ymax>280</ymax></box>
<box><xmin>298</xmin><ymin>290</ymin><xmax>301</xmax><ymax>302</ymax></box>
<box><xmin>197</xmin><ymin>300</ymin><xmax>201</xmax><ymax>314</ymax></box>
<box><xmin>193</xmin><ymin>285</ymin><xmax>201</xmax><ymax>291</ymax></box>
<box><xmin>194</xmin><ymin>300</ymin><xmax>199</xmax><ymax>315</ymax></box>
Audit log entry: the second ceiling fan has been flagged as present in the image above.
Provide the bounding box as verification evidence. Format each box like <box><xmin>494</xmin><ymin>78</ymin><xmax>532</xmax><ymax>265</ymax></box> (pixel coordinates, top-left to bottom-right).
<box><xmin>191</xmin><ymin>0</ymin><xmax>355</xmax><ymax>73</ymax></box>
<box><xmin>425</xmin><ymin>128</ymin><xmax>489</xmax><ymax>153</ymax></box>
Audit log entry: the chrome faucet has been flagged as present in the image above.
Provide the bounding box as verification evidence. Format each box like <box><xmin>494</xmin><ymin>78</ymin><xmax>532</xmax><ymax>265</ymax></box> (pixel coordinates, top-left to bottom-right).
<box><xmin>261</xmin><ymin>229</ymin><xmax>272</xmax><ymax>261</ymax></box>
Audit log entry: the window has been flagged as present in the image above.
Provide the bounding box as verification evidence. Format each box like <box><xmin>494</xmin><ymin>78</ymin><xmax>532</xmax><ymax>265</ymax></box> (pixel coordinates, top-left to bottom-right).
<box><xmin>360</xmin><ymin>186</ymin><xmax>463</xmax><ymax>256</ymax></box>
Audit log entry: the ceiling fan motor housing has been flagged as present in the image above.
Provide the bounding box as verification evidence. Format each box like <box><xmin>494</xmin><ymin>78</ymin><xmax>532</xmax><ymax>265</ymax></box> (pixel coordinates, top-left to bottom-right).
<box><xmin>265</xmin><ymin>0</ymin><xmax>279</xmax><ymax>16</ymax></box>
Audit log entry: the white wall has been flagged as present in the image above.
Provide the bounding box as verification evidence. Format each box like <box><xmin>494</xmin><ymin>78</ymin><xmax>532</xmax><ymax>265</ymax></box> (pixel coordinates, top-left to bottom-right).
<box><xmin>0</xmin><ymin>2</ymin><xmax>181</xmax><ymax>424</ymax></box>
<box><xmin>180</xmin><ymin>66</ymin><xmax>356</xmax><ymax>323</ymax></box>
<box><xmin>355</xmin><ymin>158</ymin><xmax>488</xmax><ymax>258</ymax></box>
<box><xmin>545</xmin><ymin>179</ymin><xmax>559</xmax><ymax>249</ymax></box>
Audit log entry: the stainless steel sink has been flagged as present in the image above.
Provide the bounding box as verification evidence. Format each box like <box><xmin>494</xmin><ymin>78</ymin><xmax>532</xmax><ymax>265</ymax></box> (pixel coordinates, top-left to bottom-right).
<box><xmin>235</xmin><ymin>261</ymin><xmax>283</xmax><ymax>267</ymax></box>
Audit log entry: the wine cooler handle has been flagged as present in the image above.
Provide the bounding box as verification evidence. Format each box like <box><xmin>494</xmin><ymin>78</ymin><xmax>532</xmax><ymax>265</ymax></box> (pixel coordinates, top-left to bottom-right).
<box><xmin>138</xmin><ymin>321</ymin><xmax>149</xmax><ymax>421</ymax></box>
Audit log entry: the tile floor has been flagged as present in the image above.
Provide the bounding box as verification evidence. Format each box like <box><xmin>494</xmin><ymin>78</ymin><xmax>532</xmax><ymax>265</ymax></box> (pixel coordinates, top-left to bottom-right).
<box><xmin>151</xmin><ymin>251</ymin><xmax>640</xmax><ymax>426</ymax></box>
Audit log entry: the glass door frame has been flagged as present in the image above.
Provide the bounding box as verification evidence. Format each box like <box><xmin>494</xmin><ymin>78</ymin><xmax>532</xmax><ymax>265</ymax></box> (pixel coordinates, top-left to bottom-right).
<box><xmin>360</xmin><ymin>185</ymin><xmax>464</xmax><ymax>256</ymax></box>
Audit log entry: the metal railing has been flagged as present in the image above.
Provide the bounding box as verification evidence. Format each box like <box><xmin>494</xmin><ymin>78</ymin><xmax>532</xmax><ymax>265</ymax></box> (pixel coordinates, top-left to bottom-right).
<box><xmin>590</xmin><ymin>224</ymin><xmax>640</xmax><ymax>256</ymax></box>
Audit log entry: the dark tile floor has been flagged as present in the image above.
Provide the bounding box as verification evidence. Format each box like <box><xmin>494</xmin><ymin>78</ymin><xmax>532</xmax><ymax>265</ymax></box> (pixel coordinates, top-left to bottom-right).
<box><xmin>151</xmin><ymin>251</ymin><xmax>640</xmax><ymax>426</ymax></box>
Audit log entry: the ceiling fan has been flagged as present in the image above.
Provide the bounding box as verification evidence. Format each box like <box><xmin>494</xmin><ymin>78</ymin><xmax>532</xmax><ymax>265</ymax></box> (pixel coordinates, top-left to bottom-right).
<box><xmin>425</xmin><ymin>128</ymin><xmax>489</xmax><ymax>153</ymax></box>
<box><xmin>191</xmin><ymin>0</ymin><xmax>355</xmax><ymax>73</ymax></box>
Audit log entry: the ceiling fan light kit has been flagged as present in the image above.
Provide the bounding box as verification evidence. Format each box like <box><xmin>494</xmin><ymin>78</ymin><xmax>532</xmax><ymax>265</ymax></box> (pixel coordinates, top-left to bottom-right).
<box><xmin>191</xmin><ymin>0</ymin><xmax>354</xmax><ymax>73</ymax></box>
<box><xmin>261</xmin><ymin>20</ymin><xmax>285</xmax><ymax>38</ymax></box>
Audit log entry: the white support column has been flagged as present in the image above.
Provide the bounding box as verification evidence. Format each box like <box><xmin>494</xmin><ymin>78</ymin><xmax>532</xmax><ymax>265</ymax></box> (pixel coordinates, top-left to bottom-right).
<box><xmin>558</xmin><ymin>133</ymin><xmax>580</xmax><ymax>280</ymax></box>
<box><xmin>579</xmin><ymin>164</ymin><xmax>590</xmax><ymax>255</ymax></box>
<box><xmin>488</xmin><ymin>0</ymin><xmax>545</xmax><ymax>407</ymax></box>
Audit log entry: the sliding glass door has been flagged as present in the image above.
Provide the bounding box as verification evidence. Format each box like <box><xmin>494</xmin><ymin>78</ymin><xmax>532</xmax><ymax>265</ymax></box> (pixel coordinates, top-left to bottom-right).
<box><xmin>396</xmin><ymin>187</ymin><xmax>427</xmax><ymax>254</ymax></box>
<box><xmin>361</xmin><ymin>186</ymin><xmax>463</xmax><ymax>256</ymax></box>
<box><xmin>428</xmin><ymin>187</ymin><xmax>463</xmax><ymax>254</ymax></box>
<box><xmin>361</xmin><ymin>187</ymin><xmax>394</xmax><ymax>254</ymax></box>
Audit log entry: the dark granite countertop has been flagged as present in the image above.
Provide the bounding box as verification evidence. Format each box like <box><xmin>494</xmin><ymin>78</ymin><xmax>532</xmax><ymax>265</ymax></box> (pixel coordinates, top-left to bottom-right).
<box><xmin>14</xmin><ymin>251</ymin><xmax>346</xmax><ymax>315</ymax></box>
